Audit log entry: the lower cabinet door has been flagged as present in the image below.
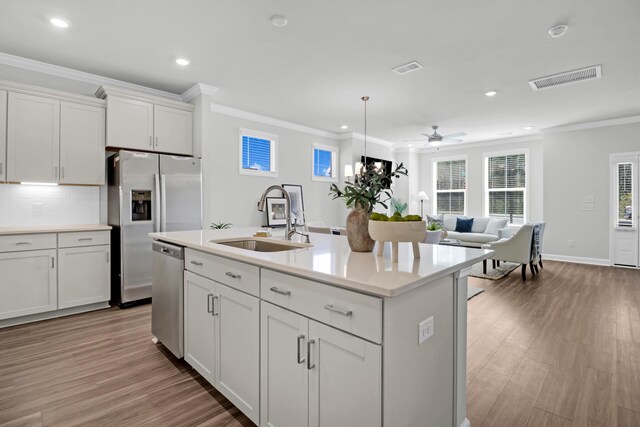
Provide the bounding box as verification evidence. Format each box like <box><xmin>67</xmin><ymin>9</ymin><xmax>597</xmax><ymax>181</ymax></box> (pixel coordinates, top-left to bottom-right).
<box><xmin>308</xmin><ymin>320</ymin><xmax>382</xmax><ymax>427</ymax></box>
<box><xmin>215</xmin><ymin>282</ymin><xmax>260</xmax><ymax>425</ymax></box>
<box><xmin>0</xmin><ymin>249</ymin><xmax>57</xmax><ymax>320</ymax></box>
<box><xmin>260</xmin><ymin>302</ymin><xmax>309</xmax><ymax>427</ymax></box>
<box><xmin>58</xmin><ymin>245</ymin><xmax>110</xmax><ymax>309</ymax></box>
<box><xmin>184</xmin><ymin>271</ymin><xmax>216</xmax><ymax>385</ymax></box>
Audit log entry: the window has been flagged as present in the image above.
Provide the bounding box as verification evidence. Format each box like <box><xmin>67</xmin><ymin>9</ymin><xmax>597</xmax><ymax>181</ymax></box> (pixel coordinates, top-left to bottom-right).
<box><xmin>312</xmin><ymin>144</ymin><xmax>338</xmax><ymax>182</ymax></box>
<box><xmin>617</xmin><ymin>162</ymin><xmax>633</xmax><ymax>227</ymax></box>
<box><xmin>433</xmin><ymin>159</ymin><xmax>466</xmax><ymax>215</ymax></box>
<box><xmin>239</xmin><ymin>129</ymin><xmax>277</xmax><ymax>177</ymax></box>
<box><xmin>486</xmin><ymin>152</ymin><xmax>527</xmax><ymax>224</ymax></box>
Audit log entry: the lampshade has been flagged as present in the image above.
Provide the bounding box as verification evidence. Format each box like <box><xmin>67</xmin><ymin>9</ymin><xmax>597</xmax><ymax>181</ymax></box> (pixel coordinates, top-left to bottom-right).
<box><xmin>418</xmin><ymin>191</ymin><xmax>429</xmax><ymax>201</ymax></box>
<box><xmin>344</xmin><ymin>164</ymin><xmax>354</xmax><ymax>178</ymax></box>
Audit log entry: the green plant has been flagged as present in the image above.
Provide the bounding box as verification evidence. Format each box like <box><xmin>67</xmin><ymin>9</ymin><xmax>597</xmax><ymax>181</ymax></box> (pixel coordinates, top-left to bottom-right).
<box><xmin>211</xmin><ymin>222</ymin><xmax>232</xmax><ymax>230</ymax></box>
<box><xmin>329</xmin><ymin>162</ymin><xmax>408</xmax><ymax>213</ymax></box>
<box><xmin>390</xmin><ymin>198</ymin><xmax>408</xmax><ymax>216</ymax></box>
<box><xmin>427</xmin><ymin>222</ymin><xmax>442</xmax><ymax>231</ymax></box>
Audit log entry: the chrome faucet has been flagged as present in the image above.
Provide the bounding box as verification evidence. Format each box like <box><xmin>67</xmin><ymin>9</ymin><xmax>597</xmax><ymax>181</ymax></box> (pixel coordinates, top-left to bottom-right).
<box><xmin>257</xmin><ymin>185</ymin><xmax>294</xmax><ymax>240</ymax></box>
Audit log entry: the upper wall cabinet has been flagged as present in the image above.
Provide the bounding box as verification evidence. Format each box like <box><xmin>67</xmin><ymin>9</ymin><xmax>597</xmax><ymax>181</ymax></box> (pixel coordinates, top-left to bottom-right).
<box><xmin>0</xmin><ymin>90</ymin><xmax>6</xmax><ymax>182</ymax></box>
<box><xmin>97</xmin><ymin>86</ymin><xmax>194</xmax><ymax>156</ymax></box>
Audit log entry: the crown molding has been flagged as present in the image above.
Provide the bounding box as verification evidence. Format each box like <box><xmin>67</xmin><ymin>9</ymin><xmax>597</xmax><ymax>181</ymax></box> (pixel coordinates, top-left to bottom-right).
<box><xmin>0</xmin><ymin>78</ymin><xmax>105</xmax><ymax>107</ymax></box>
<box><xmin>0</xmin><ymin>51</ymin><xmax>184</xmax><ymax>101</ymax></box>
<box><xmin>181</xmin><ymin>83</ymin><xmax>219</xmax><ymax>102</ymax></box>
<box><xmin>541</xmin><ymin>115</ymin><xmax>640</xmax><ymax>134</ymax></box>
<box><xmin>341</xmin><ymin>132</ymin><xmax>395</xmax><ymax>147</ymax></box>
<box><xmin>96</xmin><ymin>84</ymin><xmax>194</xmax><ymax>111</ymax></box>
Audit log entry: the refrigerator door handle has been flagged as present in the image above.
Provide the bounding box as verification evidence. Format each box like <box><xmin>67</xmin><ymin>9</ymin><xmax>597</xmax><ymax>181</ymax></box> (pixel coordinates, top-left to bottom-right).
<box><xmin>154</xmin><ymin>173</ymin><xmax>161</xmax><ymax>233</ymax></box>
<box><xmin>160</xmin><ymin>174</ymin><xmax>167</xmax><ymax>232</ymax></box>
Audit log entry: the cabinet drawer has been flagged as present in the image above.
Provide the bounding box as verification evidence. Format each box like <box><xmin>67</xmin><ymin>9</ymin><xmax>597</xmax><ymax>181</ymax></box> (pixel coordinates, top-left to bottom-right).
<box><xmin>261</xmin><ymin>269</ymin><xmax>382</xmax><ymax>343</ymax></box>
<box><xmin>0</xmin><ymin>233</ymin><xmax>57</xmax><ymax>253</ymax></box>
<box><xmin>185</xmin><ymin>249</ymin><xmax>260</xmax><ymax>297</ymax></box>
<box><xmin>58</xmin><ymin>231</ymin><xmax>110</xmax><ymax>248</ymax></box>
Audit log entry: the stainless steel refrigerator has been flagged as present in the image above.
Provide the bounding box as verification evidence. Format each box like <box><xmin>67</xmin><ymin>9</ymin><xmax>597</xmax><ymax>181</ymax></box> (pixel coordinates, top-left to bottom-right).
<box><xmin>107</xmin><ymin>150</ymin><xmax>201</xmax><ymax>307</ymax></box>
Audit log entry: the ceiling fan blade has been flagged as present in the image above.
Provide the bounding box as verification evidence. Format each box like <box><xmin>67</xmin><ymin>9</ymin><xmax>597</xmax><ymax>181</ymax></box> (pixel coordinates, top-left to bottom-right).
<box><xmin>442</xmin><ymin>132</ymin><xmax>466</xmax><ymax>139</ymax></box>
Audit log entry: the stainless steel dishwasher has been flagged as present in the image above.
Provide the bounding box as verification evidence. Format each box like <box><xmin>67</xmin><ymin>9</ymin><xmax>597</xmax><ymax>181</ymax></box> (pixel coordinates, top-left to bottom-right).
<box><xmin>151</xmin><ymin>241</ymin><xmax>184</xmax><ymax>358</ymax></box>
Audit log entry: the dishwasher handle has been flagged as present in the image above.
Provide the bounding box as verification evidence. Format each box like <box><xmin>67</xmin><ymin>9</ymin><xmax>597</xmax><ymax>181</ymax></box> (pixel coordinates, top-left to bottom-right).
<box><xmin>152</xmin><ymin>241</ymin><xmax>184</xmax><ymax>260</ymax></box>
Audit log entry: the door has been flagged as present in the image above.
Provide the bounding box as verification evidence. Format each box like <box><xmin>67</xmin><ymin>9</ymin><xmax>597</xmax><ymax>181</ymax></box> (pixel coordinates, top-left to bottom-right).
<box><xmin>0</xmin><ymin>90</ymin><xmax>6</xmax><ymax>182</ymax></box>
<box><xmin>308</xmin><ymin>320</ymin><xmax>382</xmax><ymax>427</ymax></box>
<box><xmin>611</xmin><ymin>155</ymin><xmax>639</xmax><ymax>267</ymax></box>
<box><xmin>184</xmin><ymin>271</ymin><xmax>216</xmax><ymax>384</ymax></box>
<box><xmin>154</xmin><ymin>105</ymin><xmax>193</xmax><ymax>155</ymax></box>
<box><xmin>60</xmin><ymin>102</ymin><xmax>106</xmax><ymax>185</ymax></box>
<box><xmin>118</xmin><ymin>150</ymin><xmax>159</xmax><ymax>303</ymax></box>
<box><xmin>7</xmin><ymin>92</ymin><xmax>60</xmax><ymax>183</ymax></box>
<box><xmin>106</xmin><ymin>96</ymin><xmax>153</xmax><ymax>151</ymax></box>
<box><xmin>0</xmin><ymin>249</ymin><xmax>57</xmax><ymax>320</ymax></box>
<box><xmin>58</xmin><ymin>245</ymin><xmax>110</xmax><ymax>309</ymax></box>
<box><xmin>214</xmin><ymin>282</ymin><xmax>260</xmax><ymax>425</ymax></box>
<box><xmin>159</xmin><ymin>155</ymin><xmax>202</xmax><ymax>232</ymax></box>
<box><xmin>261</xmin><ymin>302</ymin><xmax>309</xmax><ymax>427</ymax></box>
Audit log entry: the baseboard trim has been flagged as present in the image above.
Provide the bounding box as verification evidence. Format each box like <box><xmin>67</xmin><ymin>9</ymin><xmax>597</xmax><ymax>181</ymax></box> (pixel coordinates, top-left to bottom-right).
<box><xmin>542</xmin><ymin>253</ymin><xmax>610</xmax><ymax>266</ymax></box>
<box><xmin>0</xmin><ymin>302</ymin><xmax>110</xmax><ymax>329</ymax></box>
<box><xmin>459</xmin><ymin>418</ymin><xmax>471</xmax><ymax>427</ymax></box>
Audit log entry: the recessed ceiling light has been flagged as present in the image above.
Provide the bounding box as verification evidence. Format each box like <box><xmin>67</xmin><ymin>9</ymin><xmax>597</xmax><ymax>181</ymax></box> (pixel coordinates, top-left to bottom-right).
<box><xmin>485</xmin><ymin>90</ymin><xmax>497</xmax><ymax>97</ymax></box>
<box><xmin>340</xmin><ymin>125</ymin><xmax>349</xmax><ymax>130</ymax></box>
<box><xmin>271</xmin><ymin>15</ymin><xmax>288</xmax><ymax>27</ymax></box>
<box><xmin>175</xmin><ymin>58</ymin><xmax>190</xmax><ymax>66</ymax></box>
<box><xmin>50</xmin><ymin>17</ymin><xmax>70</xmax><ymax>28</ymax></box>
<box><xmin>523</xmin><ymin>126</ymin><xmax>534</xmax><ymax>130</ymax></box>
<box><xmin>548</xmin><ymin>25</ymin><xmax>568</xmax><ymax>38</ymax></box>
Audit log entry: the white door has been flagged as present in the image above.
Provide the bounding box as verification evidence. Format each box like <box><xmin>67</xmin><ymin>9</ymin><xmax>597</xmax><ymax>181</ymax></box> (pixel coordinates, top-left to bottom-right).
<box><xmin>153</xmin><ymin>105</ymin><xmax>193</xmax><ymax>155</ymax></box>
<box><xmin>0</xmin><ymin>249</ymin><xmax>57</xmax><ymax>320</ymax></box>
<box><xmin>7</xmin><ymin>92</ymin><xmax>60</xmax><ymax>183</ymax></box>
<box><xmin>0</xmin><ymin>90</ymin><xmax>7</xmax><ymax>182</ymax></box>
<box><xmin>308</xmin><ymin>321</ymin><xmax>382</xmax><ymax>427</ymax></box>
<box><xmin>183</xmin><ymin>271</ymin><xmax>216</xmax><ymax>384</ymax></box>
<box><xmin>106</xmin><ymin>96</ymin><xmax>153</xmax><ymax>151</ymax></box>
<box><xmin>214</xmin><ymin>283</ymin><xmax>260</xmax><ymax>425</ymax></box>
<box><xmin>60</xmin><ymin>102</ymin><xmax>106</xmax><ymax>185</ymax></box>
<box><xmin>260</xmin><ymin>302</ymin><xmax>309</xmax><ymax>427</ymax></box>
<box><xmin>611</xmin><ymin>155</ymin><xmax>639</xmax><ymax>267</ymax></box>
<box><xmin>58</xmin><ymin>245</ymin><xmax>110</xmax><ymax>309</ymax></box>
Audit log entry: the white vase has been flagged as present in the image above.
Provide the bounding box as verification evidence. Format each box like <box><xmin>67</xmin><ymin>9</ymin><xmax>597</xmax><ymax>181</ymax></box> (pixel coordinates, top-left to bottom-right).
<box><xmin>424</xmin><ymin>230</ymin><xmax>443</xmax><ymax>244</ymax></box>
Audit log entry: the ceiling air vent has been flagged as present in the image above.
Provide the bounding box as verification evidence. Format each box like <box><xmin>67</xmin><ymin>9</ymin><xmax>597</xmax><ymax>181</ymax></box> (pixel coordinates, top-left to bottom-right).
<box><xmin>392</xmin><ymin>61</ymin><xmax>423</xmax><ymax>75</ymax></box>
<box><xmin>529</xmin><ymin>65</ymin><xmax>602</xmax><ymax>90</ymax></box>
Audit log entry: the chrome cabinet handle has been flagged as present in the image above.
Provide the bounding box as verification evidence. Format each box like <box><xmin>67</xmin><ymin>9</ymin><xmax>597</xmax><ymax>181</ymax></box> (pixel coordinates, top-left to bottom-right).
<box><xmin>190</xmin><ymin>260</ymin><xmax>203</xmax><ymax>266</ymax></box>
<box><xmin>324</xmin><ymin>304</ymin><xmax>353</xmax><ymax>317</ymax></box>
<box><xmin>155</xmin><ymin>136</ymin><xmax>158</xmax><ymax>147</ymax></box>
<box><xmin>15</xmin><ymin>241</ymin><xmax>32</xmax><ymax>245</ymax></box>
<box><xmin>0</xmin><ymin>162</ymin><xmax>3</xmax><ymax>175</ymax></box>
<box><xmin>149</xmin><ymin>136</ymin><xmax>153</xmax><ymax>147</ymax></box>
<box><xmin>78</xmin><ymin>237</ymin><xmax>93</xmax><ymax>242</ymax></box>
<box><xmin>207</xmin><ymin>293</ymin><xmax>213</xmax><ymax>314</ymax></box>
<box><xmin>270</xmin><ymin>286</ymin><xmax>291</xmax><ymax>296</ymax></box>
<box><xmin>61</xmin><ymin>167</ymin><xmax>65</xmax><ymax>178</ymax></box>
<box><xmin>212</xmin><ymin>295</ymin><xmax>219</xmax><ymax>316</ymax></box>
<box><xmin>225</xmin><ymin>272</ymin><xmax>241</xmax><ymax>279</ymax></box>
<box><xmin>307</xmin><ymin>339</ymin><xmax>315</xmax><ymax>370</ymax></box>
<box><xmin>297</xmin><ymin>335</ymin><xmax>306</xmax><ymax>364</ymax></box>
<box><xmin>51</xmin><ymin>256</ymin><xmax>55</xmax><ymax>269</ymax></box>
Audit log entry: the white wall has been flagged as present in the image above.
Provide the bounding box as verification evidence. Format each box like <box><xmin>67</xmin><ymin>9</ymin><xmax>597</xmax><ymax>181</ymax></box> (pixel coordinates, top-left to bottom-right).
<box><xmin>543</xmin><ymin>122</ymin><xmax>640</xmax><ymax>262</ymax></box>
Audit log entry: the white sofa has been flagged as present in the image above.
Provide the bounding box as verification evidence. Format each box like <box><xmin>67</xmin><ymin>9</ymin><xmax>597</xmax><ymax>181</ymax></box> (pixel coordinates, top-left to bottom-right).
<box><xmin>442</xmin><ymin>215</ymin><xmax>512</xmax><ymax>248</ymax></box>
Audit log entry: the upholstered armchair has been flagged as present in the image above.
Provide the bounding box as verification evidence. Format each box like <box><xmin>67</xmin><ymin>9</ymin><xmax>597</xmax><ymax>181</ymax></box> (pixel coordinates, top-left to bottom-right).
<box><xmin>482</xmin><ymin>224</ymin><xmax>535</xmax><ymax>281</ymax></box>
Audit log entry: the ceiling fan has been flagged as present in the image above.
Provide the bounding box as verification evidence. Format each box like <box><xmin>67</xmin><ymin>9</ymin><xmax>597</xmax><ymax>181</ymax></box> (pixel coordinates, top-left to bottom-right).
<box><xmin>409</xmin><ymin>126</ymin><xmax>466</xmax><ymax>147</ymax></box>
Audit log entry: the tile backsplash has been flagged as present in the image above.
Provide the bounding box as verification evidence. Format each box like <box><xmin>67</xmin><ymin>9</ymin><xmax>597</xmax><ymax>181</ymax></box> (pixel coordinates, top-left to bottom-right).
<box><xmin>0</xmin><ymin>184</ymin><xmax>100</xmax><ymax>226</ymax></box>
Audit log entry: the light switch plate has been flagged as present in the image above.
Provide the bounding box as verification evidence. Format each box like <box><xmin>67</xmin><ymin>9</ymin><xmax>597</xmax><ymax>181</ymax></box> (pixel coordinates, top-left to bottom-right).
<box><xmin>419</xmin><ymin>316</ymin><xmax>434</xmax><ymax>344</ymax></box>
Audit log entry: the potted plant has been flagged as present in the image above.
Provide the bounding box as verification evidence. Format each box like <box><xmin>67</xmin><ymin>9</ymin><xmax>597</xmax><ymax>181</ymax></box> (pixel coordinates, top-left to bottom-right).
<box><xmin>424</xmin><ymin>222</ymin><xmax>443</xmax><ymax>244</ymax></box>
<box><xmin>329</xmin><ymin>162</ymin><xmax>407</xmax><ymax>252</ymax></box>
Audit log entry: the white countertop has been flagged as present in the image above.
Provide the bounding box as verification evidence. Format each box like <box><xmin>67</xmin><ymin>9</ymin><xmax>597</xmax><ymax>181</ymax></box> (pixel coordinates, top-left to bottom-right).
<box><xmin>150</xmin><ymin>227</ymin><xmax>493</xmax><ymax>298</ymax></box>
<box><xmin>0</xmin><ymin>224</ymin><xmax>112</xmax><ymax>235</ymax></box>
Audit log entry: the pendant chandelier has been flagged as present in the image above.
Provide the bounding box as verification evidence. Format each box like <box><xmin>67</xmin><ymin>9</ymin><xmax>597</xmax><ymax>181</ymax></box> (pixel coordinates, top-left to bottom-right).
<box><xmin>344</xmin><ymin>96</ymin><xmax>381</xmax><ymax>182</ymax></box>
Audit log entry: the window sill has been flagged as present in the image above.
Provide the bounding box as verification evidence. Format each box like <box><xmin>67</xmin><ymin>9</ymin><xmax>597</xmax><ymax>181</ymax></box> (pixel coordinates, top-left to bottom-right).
<box><xmin>311</xmin><ymin>175</ymin><xmax>338</xmax><ymax>183</ymax></box>
<box><xmin>239</xmin><ymin>168</ymin><xmax>279</xmax><ymax>178</ymax></box>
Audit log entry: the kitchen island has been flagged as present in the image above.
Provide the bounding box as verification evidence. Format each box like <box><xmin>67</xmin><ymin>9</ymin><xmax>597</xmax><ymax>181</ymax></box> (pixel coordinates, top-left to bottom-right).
<box><xmin>150</xmin><ymin>227</ymin><xmax>493</xmax><ymax>427</ymax></box>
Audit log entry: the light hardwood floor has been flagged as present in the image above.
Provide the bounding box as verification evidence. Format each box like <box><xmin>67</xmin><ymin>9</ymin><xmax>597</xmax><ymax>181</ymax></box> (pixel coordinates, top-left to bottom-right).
<box><xmin>467</xmin><ymin>260</ymin><xmax>640</xmax><ymax>427</ymax></box>
<box><xmin>0</xmin><ymin>260</ymin><xmax>638</xmax><ymax>426</ymax></box>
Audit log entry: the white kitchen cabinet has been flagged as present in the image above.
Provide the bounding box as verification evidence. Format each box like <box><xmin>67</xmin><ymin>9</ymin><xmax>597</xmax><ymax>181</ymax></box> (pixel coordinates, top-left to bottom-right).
<box><xmin>0</xmin><ymin>249</ymin><xmax>57</xmax><ymax>320</ymax></box>
<box><xmin>0</xmin><ymin>90</ymin><xmax>7</xmax><ymax>182</ymax></box>
<box><xmin>153</xmin><ymin>105</ymin><xmax>193</xmax><ymax>156</ymax></box>
<box><xmin>184</xmin><ymin>271</ymin><xmax>216</xmax><ymax>385</ymax></box>
<box><xmin>106</xmin><ymin>95</ymin><xmax>154</xmax><ymax>151</ymax></box>
<box><xmin>7</xmin><ymin>92</ymin><xmax>60</xmax><ymax>183</ymax></box>
<box><xmin>60</xmin><ymin>102</ymin><xmax>106</xmax><ymax>185</ymax></box>
<box><xmin>260</xmin><ymin>301</ymin><xmax>381</xmax><ymax>427</ymax></box>
<box><xmin>58</xmin><ymin>245</ymin><xmax>110</xmax><ymax>309</ymax></box>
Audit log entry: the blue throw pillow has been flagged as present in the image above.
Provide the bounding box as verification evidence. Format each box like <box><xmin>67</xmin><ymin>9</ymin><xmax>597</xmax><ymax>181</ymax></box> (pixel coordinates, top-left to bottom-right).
<box><xmin>455</xmin><ymin>217</ymin><xmax>474</xmax><ymax>233</ymax></box>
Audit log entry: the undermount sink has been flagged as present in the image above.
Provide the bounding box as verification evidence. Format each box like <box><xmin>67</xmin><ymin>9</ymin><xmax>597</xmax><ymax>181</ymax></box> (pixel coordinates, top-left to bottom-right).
<box><xmin>212</xmin><ymin>238</ymin><xmax>309</xmax><ymax>252</ymax></box>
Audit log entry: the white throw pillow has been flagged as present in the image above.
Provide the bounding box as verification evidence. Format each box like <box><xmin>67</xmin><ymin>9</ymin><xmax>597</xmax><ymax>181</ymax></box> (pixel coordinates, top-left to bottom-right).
<box><xmin>443</xmin><ymin>214</ymin><xmax>464</xmax><ymax>231</ymax></box>
<box><xmin>485</xmin><ymin>218</ymin><xmax>508</xmax><ymax>236</ymax></box>
<box><xmin>471</xmin><ymin>217</ymin><xmax>491</xmax><ymax>233</ymax></box>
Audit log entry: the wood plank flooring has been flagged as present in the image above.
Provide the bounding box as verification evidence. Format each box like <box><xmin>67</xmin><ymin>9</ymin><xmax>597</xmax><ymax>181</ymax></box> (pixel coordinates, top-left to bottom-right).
<box><xmin>467</xmin><ymin>260</ymin><xmax>640</xmax><ymax>427</ymax></box>
<box><xmin>0</xmin><ymin>260</ymin><xmax>638</xmax><ymax>426</ymax></box>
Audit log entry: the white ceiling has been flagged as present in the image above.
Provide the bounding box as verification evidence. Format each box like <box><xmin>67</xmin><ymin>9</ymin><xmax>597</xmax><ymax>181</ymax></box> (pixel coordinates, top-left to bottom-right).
<box><xmin>2</xmin><ymin>0</ymin><xmax>640</xmax><ymax>145</ymax></box>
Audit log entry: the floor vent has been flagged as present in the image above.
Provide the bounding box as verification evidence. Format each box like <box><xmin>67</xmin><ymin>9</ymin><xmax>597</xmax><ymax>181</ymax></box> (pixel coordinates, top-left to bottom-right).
<box><xmin>392</xmin><ymin>61</ymin><xmax>423</xmax><ymax>75</ymax></box>
<box><xmin>529</xmin><ymin>65</ymin><xmax>602</xmax><ymax>90</ymax></box>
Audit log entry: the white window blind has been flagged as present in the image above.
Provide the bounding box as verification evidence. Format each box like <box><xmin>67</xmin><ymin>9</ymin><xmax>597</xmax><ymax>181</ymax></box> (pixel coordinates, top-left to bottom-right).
<box><xmin>311</xmin><ymin>144</ymin><xmax>338</xmax><ymax>182</ymax></box>
<box><xmin>435</xmin><ymin>160</ymin><xmax>466</xmax><ymax>215</ymax></box>
<box><xmin>487</xmin><ymin>153</ymin><xmax>526</xmax><ymax>224</ymax></box>
<box><xmin>239</xmin><ymin>129</ymin><xmax>278</xmax><ymax>177</ymax></box>
<box><xmin>617</xmin><ymin>162</ymin><xmax>633</xmax><ymax>227</ymax></box>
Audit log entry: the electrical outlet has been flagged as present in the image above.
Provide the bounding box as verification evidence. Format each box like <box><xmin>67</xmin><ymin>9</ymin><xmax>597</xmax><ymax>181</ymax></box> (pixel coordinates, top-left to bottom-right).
<box><xmin>568</xmin><ymin>239</ymin><xmax>575</xmax><ymax>247</ymax></box>
<box><xmin>419</xmin><ymin>316</ymin><xmax>434</xmax><ymax>344</ymax></box>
